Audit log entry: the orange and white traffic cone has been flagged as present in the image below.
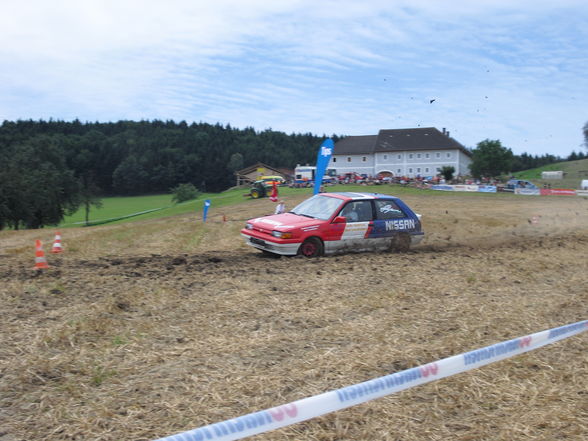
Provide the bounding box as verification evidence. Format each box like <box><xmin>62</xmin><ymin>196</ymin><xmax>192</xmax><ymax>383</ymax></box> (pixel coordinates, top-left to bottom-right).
<box><xmin>34</xmin><ymin>240</ymin><xmax>49</xmax><ymax>270</ymax></box>
<box><xmin>51</xmin><ymin>231</ymin><xmax>63</xmax><ymax>253</ymax></box>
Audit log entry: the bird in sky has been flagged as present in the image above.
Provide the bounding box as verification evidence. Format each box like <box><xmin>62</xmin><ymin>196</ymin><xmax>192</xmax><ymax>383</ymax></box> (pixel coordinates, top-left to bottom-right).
<box><xmin>429</xmin><ymin>99</ymin><xmax>436</xmax><ymax>103</ymax></box>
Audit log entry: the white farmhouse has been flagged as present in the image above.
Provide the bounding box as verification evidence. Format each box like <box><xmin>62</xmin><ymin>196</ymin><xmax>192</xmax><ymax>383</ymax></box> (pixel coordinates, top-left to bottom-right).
<box><xmin>331</xmin><ymin>127</ymin><xmax>472</xmax><ymax>178</ymax></box>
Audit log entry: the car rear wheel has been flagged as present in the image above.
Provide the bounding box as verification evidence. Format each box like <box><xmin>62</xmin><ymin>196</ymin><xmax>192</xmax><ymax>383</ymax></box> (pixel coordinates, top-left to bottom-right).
<box><xmin>298</xmin><ymin>237</ymin><xmax>323</xmax><ymax>257</ymax></box>
<box><xmin>391</xmin><ymin>233</ymin><xmax>411</xmax><ymax>252</ymax></box>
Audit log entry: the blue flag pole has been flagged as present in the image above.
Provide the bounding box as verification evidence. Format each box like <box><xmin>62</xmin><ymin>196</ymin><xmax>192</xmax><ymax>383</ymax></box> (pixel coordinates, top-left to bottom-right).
<box><xmin>203</xmin><ymin>199</ymin><xmax>211</xmax><ymax>222</ymax></box>
<box><xmin>313</xmin><ymin>138</ymin><xmax>334</xmax><ymax>195</ymax></box>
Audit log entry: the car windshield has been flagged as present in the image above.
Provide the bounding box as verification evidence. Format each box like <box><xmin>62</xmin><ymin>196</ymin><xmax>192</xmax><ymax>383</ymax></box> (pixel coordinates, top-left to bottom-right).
<box><xmin>290</xmin><ymin>194</ymin><xmax>343</xmax><ymax>220</ymax></box>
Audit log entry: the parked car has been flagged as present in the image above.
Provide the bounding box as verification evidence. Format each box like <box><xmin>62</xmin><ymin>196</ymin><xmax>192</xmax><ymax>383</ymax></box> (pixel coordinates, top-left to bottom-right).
<box><xmin>241</xmin><ymin>192</ymin><xmax>424</xmax><ymax>257</ymax></box>
<box><xmin>502</xmin><ymin>179</ymin><xmax>538</xmax><ymax>192</ymax></box>
<box><xmin>338</xmin><ymin>172</ymin><xmax>364</xmax><ymax>184</ymax></box>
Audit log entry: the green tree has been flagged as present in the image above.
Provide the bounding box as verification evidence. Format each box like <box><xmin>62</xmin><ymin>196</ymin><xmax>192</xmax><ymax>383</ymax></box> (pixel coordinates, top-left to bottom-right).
<box><xmin>470</xmin><ymin>139</ymin><xmax>514</xmax><ymax>178</ymax></box>
<box><xmin>171</xmin><ymin>183</ymin><xmax>201</xmax><ymax>204</ymax></box>
<box><xmin>70</xmin><ymin>147</ymin><xmax>103</xmax><ymax>226</ymax></box>
<box><xmin>112</xmin><ymin>156</ymin><xmax>148</xmax><ymax>195</ymax></box>
<box><xmin>80</xmin><ymin>173</ymin><xmax>103</xmax><ymax>226</ymax></box>
<box><xmin>0</xmin><ymin>136</ymin><xmax>80</xmax><ymax>229</ymax></box>
<box><xmin>568</xmin><ymin>151</ymin><xmax>579</xmax><ymax>161</ymax></box>
<box><xmin>440</xmin><ymin>166</ymin><xmax>455</xmax><ymax>181</ymax></box>
<box><xmin>227</xmin><ymin>152</ymin><xmax>244</xmax><ymax>172</ymax></box>
<box><xmin>0</xmin><ymin>162</ymin><xmax>26</xmax><ymax>230</ymax></box>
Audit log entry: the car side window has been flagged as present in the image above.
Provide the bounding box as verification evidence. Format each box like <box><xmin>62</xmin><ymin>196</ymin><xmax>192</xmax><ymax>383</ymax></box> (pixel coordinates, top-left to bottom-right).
<box><xmin>374</xmin><ymin>200</ymin><xmax>406</xmax><ymax>220</ymax></box>
<box><xmin>339</xmin><ymin>200</ymin><xmax>373</xmax><ymax>222</ymax></box>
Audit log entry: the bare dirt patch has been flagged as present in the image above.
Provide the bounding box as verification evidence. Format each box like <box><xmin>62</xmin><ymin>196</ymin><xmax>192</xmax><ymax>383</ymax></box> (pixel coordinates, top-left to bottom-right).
<box><xmin>1</xmin><ymin>192</ymin><xmax>587</xmax><ymax>441</ymax></box>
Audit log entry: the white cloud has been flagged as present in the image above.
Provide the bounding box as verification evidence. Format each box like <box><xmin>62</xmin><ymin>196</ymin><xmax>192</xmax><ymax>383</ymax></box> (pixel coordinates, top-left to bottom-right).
<box><xmin>0</xmin><ymin>0</ymin><xmax>587</xmax><ymax>155</ymax></box>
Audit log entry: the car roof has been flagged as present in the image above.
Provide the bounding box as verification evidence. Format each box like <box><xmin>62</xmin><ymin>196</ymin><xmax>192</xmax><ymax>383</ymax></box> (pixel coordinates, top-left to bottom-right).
<box><xmin>321</xmin><ymin>192</ymin><xmax>401</xmax><ymax>201</ymax></box>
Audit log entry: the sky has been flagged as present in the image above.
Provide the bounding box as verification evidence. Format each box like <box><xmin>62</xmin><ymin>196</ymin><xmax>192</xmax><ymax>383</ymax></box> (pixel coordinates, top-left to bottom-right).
<box><xmin>1</xmin><ymin>0</ymin><xmax>587</xmax><ymax>157</ymax></box>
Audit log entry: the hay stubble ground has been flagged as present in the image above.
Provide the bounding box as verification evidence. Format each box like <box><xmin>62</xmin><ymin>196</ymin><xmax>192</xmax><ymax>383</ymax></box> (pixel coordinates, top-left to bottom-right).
<box><xmin>1</xmin><ymin>191</ymin><xmax>587</xmax><ymax>441</ymax></box>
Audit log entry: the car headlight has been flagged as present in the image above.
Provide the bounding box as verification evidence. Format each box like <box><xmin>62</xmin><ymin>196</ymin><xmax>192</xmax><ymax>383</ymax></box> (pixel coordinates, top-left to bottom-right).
<box><xmin>245</xmin><ymin>223</ymin><xmax>253</xmax><ymax>230</ymax></box>
<box><xmin>272</xmin><ymin>231</ymin><xmax>292</xmax><ymax>239</ymax></box>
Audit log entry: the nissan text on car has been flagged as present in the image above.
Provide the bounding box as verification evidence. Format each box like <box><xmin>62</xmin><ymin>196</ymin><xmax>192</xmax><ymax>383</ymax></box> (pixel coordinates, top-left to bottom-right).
<box><xmin>241</xmin><ymin>192</ymin><xmax>424</xmax><ymax>257</ymax></box>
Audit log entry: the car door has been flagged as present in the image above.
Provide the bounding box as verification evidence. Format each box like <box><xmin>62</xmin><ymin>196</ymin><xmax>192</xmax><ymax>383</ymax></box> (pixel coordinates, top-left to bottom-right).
<box><xmin>333</xmin><ymin>200</ymin><xmax>376</xmax><ymax>252</ymax></box>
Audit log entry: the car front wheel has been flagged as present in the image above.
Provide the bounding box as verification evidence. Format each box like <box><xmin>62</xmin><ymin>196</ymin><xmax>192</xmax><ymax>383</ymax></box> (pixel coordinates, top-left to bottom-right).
<box><xmin>298</xmin><ymin>237</ymin><xmax>324</xmax><ymax>257</ymax></box>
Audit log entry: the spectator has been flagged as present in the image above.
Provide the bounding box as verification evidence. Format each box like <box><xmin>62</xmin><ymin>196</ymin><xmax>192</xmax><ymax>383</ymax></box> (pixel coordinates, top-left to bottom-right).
<box><xmin>274</xmin><ymin>200</ymin><xmax>286</xmax><ymax>215</ymax></box>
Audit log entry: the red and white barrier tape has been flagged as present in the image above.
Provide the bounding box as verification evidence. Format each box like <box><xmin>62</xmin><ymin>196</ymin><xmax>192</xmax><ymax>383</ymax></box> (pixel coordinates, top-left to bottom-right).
<box><xmin>155</xmin><ymin>320</ymin><xmax>587</xmax><ymax>441</ymax></box>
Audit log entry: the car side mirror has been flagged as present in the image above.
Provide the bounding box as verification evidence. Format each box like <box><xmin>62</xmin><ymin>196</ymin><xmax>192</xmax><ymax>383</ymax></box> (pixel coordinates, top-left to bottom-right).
<box><xmin>332</xmin><ymin>216</ymin><xmax>346</xmax><ymax>224</ymax></box>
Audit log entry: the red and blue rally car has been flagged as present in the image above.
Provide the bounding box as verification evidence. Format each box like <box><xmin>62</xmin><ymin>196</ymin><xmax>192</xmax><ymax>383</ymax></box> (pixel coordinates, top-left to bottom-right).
<box><xmin>241</xmin><ymin>192</ymin><xmax>424</xmax><ymax>257</ymax></box>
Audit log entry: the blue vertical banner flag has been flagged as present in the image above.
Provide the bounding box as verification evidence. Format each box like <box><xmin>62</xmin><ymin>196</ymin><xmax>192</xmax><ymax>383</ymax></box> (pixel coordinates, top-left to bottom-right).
<box><xmin>313</xmin><ymin>138</ymin><xmax>334</xmax><ymax>195</ymax></box>
<box><xmin>202</xmin><ymin>199</ymin><xmax>211</xmax><ymax>222</ymax></box>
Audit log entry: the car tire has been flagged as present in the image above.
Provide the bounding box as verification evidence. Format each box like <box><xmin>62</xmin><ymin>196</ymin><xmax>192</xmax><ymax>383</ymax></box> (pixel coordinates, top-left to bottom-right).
<box><xmin>391</xmin><ymin>233</ymin><xmax>411</xmax><ymax>253</ymax></box>
<box><xmin>298</xmin><ymin>237</ymin><xmax>324</xmax><ymax>258</ymax></box>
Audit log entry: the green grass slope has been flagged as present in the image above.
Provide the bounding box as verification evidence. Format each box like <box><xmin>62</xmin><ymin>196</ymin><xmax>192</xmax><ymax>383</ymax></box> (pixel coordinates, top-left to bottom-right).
<box><xmin>61</xmin><ymin>194</ymin><xmax>175</xmax><ymax>226</ymax></box>
<box><xmin>513</xmin><ymin>158</ymin><xmax>588</xmax><ymax>189</ymax></box>
<box><xmin>59</xmin><ymin>187</ymin><xmax>313</xmax><ymax>227</ymax></box>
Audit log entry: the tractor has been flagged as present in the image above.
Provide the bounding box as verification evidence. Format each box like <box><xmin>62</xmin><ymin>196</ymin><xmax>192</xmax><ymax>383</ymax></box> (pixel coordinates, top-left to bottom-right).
<box><xmin>245</xmin><ymin>180</ymin><xmax>271</xmax><ymax>199</ymax></box>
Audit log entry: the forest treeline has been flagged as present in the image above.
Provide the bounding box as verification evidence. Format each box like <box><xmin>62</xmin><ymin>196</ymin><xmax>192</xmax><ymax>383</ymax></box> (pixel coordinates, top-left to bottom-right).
<box><xmin>0</xmin><ymin>119</ymin><xmax>331</xmax><ymax>228</ymax></box>
<box><xmin>0</xmin><ymin>119</ymin><xmax>329</xmax><ymax>195</ymax></box>
<box><xmin>511</xmin><ymin>151</ymin><xmax>586</xmax><ymax>172</ymax></box>
<box><xmin>0</xmin><ymin>118</ymin><xmax>585</xmax><ymax>229</ymax></box>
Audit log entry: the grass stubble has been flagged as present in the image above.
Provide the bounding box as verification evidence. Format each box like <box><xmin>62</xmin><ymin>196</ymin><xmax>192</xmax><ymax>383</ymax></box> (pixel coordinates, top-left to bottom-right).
<box><xmin>0</xmin><ymin>193</ymin><xmax>587</xmax><ymax>440</ymax></box>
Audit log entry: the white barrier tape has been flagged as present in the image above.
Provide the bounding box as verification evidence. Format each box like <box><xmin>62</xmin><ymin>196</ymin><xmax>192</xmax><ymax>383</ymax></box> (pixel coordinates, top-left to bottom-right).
<box><xmin>155</xmin><ymin>320</ymin><xmax>587</xmax><ymax>441</ymax></box>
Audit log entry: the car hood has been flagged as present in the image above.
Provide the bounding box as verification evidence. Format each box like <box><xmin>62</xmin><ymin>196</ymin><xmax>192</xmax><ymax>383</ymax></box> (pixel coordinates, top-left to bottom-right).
<box><xmin>249</xmin><ymin>213</ymin><xmax>323</xmax><ymax>231</ymax></box>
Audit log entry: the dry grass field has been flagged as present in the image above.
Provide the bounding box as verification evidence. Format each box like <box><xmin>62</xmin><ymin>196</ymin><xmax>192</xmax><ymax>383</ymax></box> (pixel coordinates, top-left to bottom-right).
<box><xmin>1</xmin><ymin>191</ymin><xmax>587</xmax><ymax>441</ymax></box>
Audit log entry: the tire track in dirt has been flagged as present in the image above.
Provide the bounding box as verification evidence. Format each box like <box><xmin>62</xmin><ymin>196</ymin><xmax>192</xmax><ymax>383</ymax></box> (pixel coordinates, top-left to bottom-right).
<box><xmin>1</xmin><ymin>228</ymin><xmax>585</xmax><ymax>283</ymax></box>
